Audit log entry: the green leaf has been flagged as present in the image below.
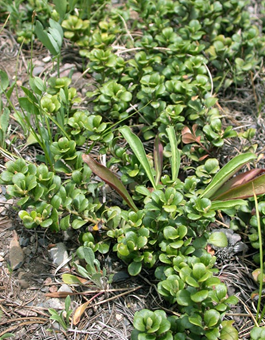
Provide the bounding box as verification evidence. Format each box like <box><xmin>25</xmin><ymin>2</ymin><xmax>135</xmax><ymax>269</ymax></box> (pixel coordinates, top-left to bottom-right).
<box><xmin>208</xmin><ymin>232</ymin><xmax>228</xmax><ymax>247</ymax></box>
<box><xmin>215</xmin><ymin>284</ymin><xmax>227</xmax><ymax>300</ymax></box>
<box><xmin>47</xmin><ymin>33</ymin><xmax>60</xmax><ymax>55</ymax></box>
<box><xmin>190</xmin><ymin>290</ymin><xmax>208</xmax><ymax>302</ymax></box>
<box><xmin>53</xmin><ymin>0</ymin><xmax>67</xmax><ymax>21</ymax></box>
<box><xmin>29</xmin><ymin>77</ymin><xmax>45</xmax><ymax>95</ymax></box>
<box><xmin>128</xmin><ymin>261</ymin><xmax>142</xmax><ymax>276</ymax></box>
<box><xmin>134</xmin><ymin>310</ymin><xmax>153</xmax><ymax>332</ymax></box>
<box><xmin>166</xmin><ymin>126</ymin><xmax>180</xmax><ymax>182</ymax></box>
<box><xmin>211</xmin><ymin>169</ymin><xmax>264</xmax><ymax>198</ymax></box>
<box><xmin>0</xmin><ymin>70</ymin><xmax>9</xmax><ymax>92</ymax></box>
<box><xmin>0</xmin><ymin>334</ymin><xmax>15</xmax><ymax>339</ymax></box>
<box><xmin>189</xmin><ymin>314</ymin><xmax>203</xmax><ymax>328</ymax></box>
<box><xmin>186</xmin><ymin>276</ymin><xmax>200</xmax><ymax>288</ymax></box>
<box><xmin>120</xmin><ymin>91</ymin><xmax>132</xmax><ymax>102</ymax></box>
<box><xmin>35</xmin><ymin>20</ymin><xmax>58</xmax><ymax>56</ymax></box>
<box><xmin>98</xmin><ymin>242</ymin><xmax>110</xmax><ymax>254</ymax></box>
<box><xmin>19</xmin><ymin>97</ymin><xmax>39</xmax><ymax>115</ymax></box>
<box><xmin>72</xmin><ymin>218</ymin><xmax>87</xmax><ymax>229</ymax></box>
<box><xmin>0</xmin><ymin>107</ymin><xmax>10</xmax><ymax>133</ymax></box>
<box><xmin>62</xmin><ymin>273</ymin><xmax>86</xmax><ymax>285</ymax></box>
<box><xmin>119</xmin><ymin>126</ymin><xmax>156</xmax><ymax>189</ymax></box>
<box><xmin>250</xmin><ymin>327</ymin><xmax>265</xmax><ymax>339</ymax></box>
<box><xmin>220</xmin><ymin>321</ymin><xmax>238</xmax><ymax>340</ymax></box>
<box><xmin>205</xmin><ymin>97</ymin><xmax>218</xmax><ymax>108</ymax></box>
<box><xmin>65</xmin><ymin>295</ymin><xmax>71</xmax><ymax>311</ymax></box>
<box><xmin>211</xmin><ymin>200</ymin><xmax>247</xmax><ymax>210</ymax></box>
<box><xmin>158</xmin><ymin>332</ymin><xmax>173</xmax><ymax>340</ymax></box>
<box><xmin>163</xmin><ymin>226</ymin><xmax>180</xmax><ymax>240</ymax></box>
<box><xmin>176</xmin><ymin>290</ymin><xmax>191</xmax><ymax>306</ymax></box>
<box><xmin>200</xmin><ymin>153</ymin><xmax>256</xmax><ymax>199</ymax></box>
<box><xmin>49</xmin><ymin>19</ymin><xmax>64</xmax><ymax>44</ymax></box>
<box><xmin>204</xmin><ymin>309</ymin><xmax>220</xmax><ymax>328</ymax></box>
<box><xmin>205</xmin><ymin>328</ymin><xmax>220</xmax><ymax>340</ymax></box>
<box><xmin>82</xmin><ymin>154</ymin><xmax>138</xmax><ymax>212</ymax></box>
<box><xmin>83</xmin><ymin>247</ymin><xmax>97</xmax><ymax>273</ymax></box>
<box><xmin>192</xmin><ymin>263</ymin><xmax>206</xmax><ymax>280</ymax></box>
<box><xmin>40</xmin><ymin>219</ymin><xmax>53</xmax><ymax>228</ymax></box>
<box><xmin>225</xmin><ymin>296</ymin><xmax>239</xmax><ymax>305</ymax></box>
<box><xmin>60</xmin><ymin>214</ymin><xmax>70</xmax><ymax>230</ymax></box>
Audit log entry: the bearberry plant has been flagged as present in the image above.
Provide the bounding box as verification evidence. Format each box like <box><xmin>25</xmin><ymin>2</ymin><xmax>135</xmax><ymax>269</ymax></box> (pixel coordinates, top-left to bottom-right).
<box><xmin>1</xmin><ymin>0</ymin><xmax>265</xmax><ymax>339</ymax></box>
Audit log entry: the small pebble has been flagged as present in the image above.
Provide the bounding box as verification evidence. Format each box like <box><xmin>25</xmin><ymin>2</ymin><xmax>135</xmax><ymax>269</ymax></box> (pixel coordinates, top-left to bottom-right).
<box><xmin>63</xmin><ymin>229</ymin><xmax>73</xmax><ymax>241</ymax></box>
<box><xmin>43</xmin><ymin>298</ymin><xmax>65</xmax><ymax>309</ymax></box>
<box><xmin>43</xmin><ymin>56</ymin><xmax>51</xmax><ymax>63</ymax></box>
<box><xmin>33</xmin><ymin>60</ymin><xmax>45</xmax><ymax>67</ymax></box>
<box><xmin>19</xmin><ymin>237</ymin><xmax>29</xmax><ymax>247</ymax></box>
<box><xmin>9</xmin><ymin>231</ymin><xmax>24</xmax><ymax>270</ymax></box>
<box><xmin>18</xmin><ymin>279</ymin><xmax>30</xmax><ymax>289</ymax></box>
<box><xmin>23</xmin><ymin>247</ymin><xmax>32</xmax><ymax>257</ymax></box>
<box><xmin>38</xmin><ymin>238</ymin><xmax>48</xmax><ymax>247</ymax></box>
<box><xmin>33</xmin><ymin>66</ymin><xmax>44</xmax><ymax>76</ymax></box>
<box><xmin>115</xmin><ymin>313</ymin><xmax>123</xmax><ymax>321</ymax></box>
<box><xmin>48</xmin><ymin>242</ymin><xmax>70</xmax><ymax>270</ymax></box>
<box><xmin>58</xmin><ymin>284</ymin><xmax>72</xmax><ymax>293</ymax></box>
<box><xmin>0</xmin><ymin>207</ymin><xmax>6</xmax><ymax>215</ymax></box>
<box><xmin>41</xmin><ymin>286</ymin><xmax>49</xmax><ymax>293</ymax></box>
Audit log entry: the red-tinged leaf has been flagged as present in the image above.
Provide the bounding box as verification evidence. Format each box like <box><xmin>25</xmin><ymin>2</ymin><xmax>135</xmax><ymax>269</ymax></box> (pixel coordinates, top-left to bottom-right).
<box><xmin>192</xmin><ymin>124</ymin><xmax>198</xmax><ymax>135</ymax></box>
<box><xmin>82</xmin><ymin>154</ymin><xmax>138</xmax><ymax>212</ymax></box>
<box><xmin>198</xmin><ymin>154</ymin><xmax>209</xmax><ymax>161</ymax></box>
<box><xmin>251</xmin><ymin>291</ymin><xmax>259</xmax><ymax>300</ymax></box>
<box><xmin>182</xmin><ymin>133</ymin><xmax>195</xmax><ymax>144</ymax></box>
<box><xmin>182</xmin><ymin>126</ymin><xmax>192</xmax><ymax>135</ymax></box>
<box><xmin>212</xmin><ymin>169</ymin><xmax>265</xmax><ymax>199</ymax></box>
<box><xmin>252</xmin><ymin>268</ymin><xmax>265</xmax><ymax>283</ymax></box>
<box><xmin>154</xmin><ymin>135</ymin><xmax>163</xmax><ymax>186</ymax></box>
<box><xmin>62</xmin><ymin>273</ymin><xmax>91</xmax><ymax>285</ymax></box>
<box><xmin>213</xmin><ymin>173</ymin><xmax>265</xmax><ymax>201</ymax></box>
<box><xmin>73</xmin><ymin>300</ymin><xmax>91</xmax><ymax>325</ymax></box>
<box><xmin>182</xmin><ymin>126</ymin><xmax>200</xmax><ymax>144</ymax></box>
<box><xmin>73</xmin><ymin>291</ymin><xmax>103</xmax><ymax>325</ymax></box>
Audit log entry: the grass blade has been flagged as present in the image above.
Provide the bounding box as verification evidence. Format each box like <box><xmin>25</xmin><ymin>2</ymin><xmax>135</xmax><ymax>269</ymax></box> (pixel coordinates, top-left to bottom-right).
<box><xmin>200</xmin><ymin>152</ymin><xmax>256</xmax><ymax>199</ymax></box>
<box><xmin>166</xmin><ymin>126</ymin><xmax>180</xmax><ymax>182</ymax></box>
<box><xmin>119</xmin><ymin>126</ymin><xmax>157</xmax><ymax>189</ymax></box>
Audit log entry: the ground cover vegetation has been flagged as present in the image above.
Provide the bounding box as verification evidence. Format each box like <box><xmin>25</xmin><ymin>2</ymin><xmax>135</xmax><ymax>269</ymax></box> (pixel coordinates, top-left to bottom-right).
<box><xmin>1</xmin><ymin>0</ymin><xmax>265</xmax><ymax>339</ymax></box>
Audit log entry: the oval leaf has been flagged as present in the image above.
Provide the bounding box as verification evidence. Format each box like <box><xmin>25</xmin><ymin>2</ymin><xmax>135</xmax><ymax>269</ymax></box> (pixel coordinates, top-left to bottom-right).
<box><xmin>208</xmin><ymin>232</ymin><xmax>228</xmax><ymax>248</ymax></box>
